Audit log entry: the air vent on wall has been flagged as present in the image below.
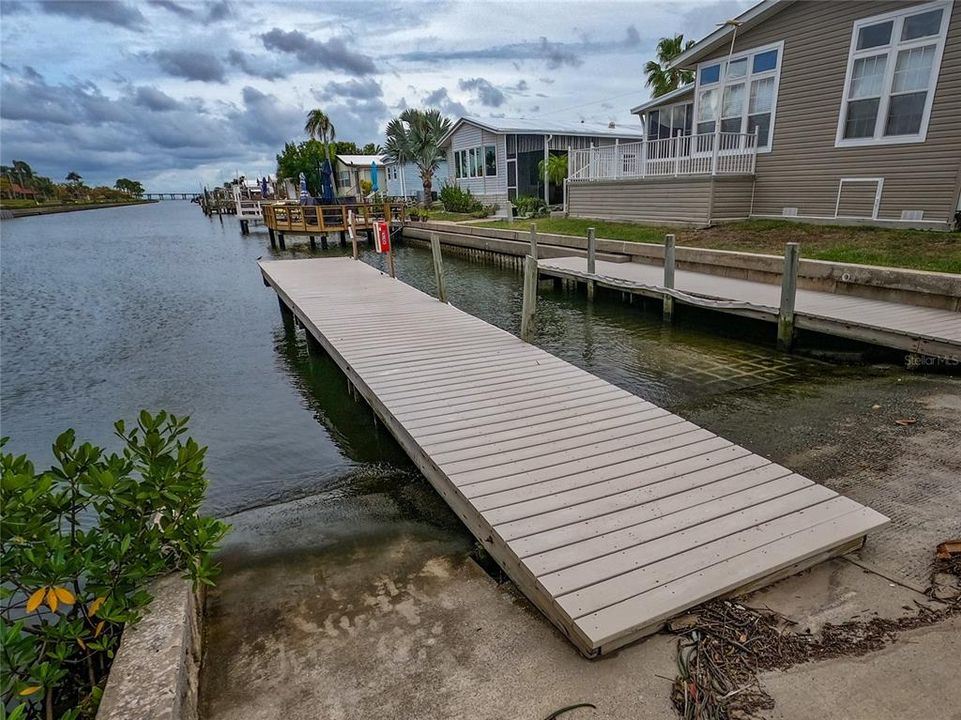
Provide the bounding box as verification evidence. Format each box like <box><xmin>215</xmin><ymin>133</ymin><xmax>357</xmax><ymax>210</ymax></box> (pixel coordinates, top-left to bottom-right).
<box><xmin>782</xmin><ymin>207</ymin><xmax>798</xmax><ymax>217</ymax></box>
<box><xmin>900</xmin><ymin>210</ymin><xmax>923</xmax><ymax>221</ymax></box>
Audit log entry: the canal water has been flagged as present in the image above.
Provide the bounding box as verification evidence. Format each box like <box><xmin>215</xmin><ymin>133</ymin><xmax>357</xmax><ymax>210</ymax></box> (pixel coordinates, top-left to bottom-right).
<box><xmin>2</xmin><ymin>202</ymin><xmax>824</xmax><ymax>522</ymax></box>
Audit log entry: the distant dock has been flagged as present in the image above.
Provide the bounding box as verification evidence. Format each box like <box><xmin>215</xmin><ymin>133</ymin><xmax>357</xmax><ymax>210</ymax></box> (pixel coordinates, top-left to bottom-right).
<box><xmin>259</xmin><ymin>256</ymin><xmax>888</xmax><ymax>656</ymax></box>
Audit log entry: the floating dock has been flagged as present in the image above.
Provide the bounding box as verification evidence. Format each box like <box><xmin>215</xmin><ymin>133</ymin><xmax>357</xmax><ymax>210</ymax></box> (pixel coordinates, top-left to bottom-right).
<box><xmin>259</xmin><ymin>257</ymin><xmax>888</xmax><ymax>656</ymax></box>
<box><xmin>538</xmin><ymin>256</ymin><xmax>961</xmax><ymax>358</ymax></box>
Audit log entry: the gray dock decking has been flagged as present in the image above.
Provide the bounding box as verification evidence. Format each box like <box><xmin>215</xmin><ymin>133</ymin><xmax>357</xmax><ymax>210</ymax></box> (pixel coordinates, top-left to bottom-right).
<box><xmin>538</xmin><ymin>256</ymin><xmax>961</xmax><ymax>357</ymax></box>
<box><xmin>259</xmin><ymin>257</ymin><xmax>889</xmax><ymax>656</ymax></box>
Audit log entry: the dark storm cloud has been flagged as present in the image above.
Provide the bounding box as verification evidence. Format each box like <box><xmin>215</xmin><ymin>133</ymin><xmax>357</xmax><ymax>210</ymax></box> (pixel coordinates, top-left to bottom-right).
<box><xmin>399</xmin><ymin>25</ymin><xmax>642</xmax><ymax>70</ymax></box>
<box><xmin>260</xmin><ymin>29</ymin><xmax>377</xmax><ymax>76</ymax></box>
<box><xmin>513</xmin><ymin>80</ymin><xmax>529</xmax><ymax>92</ymax></box>
<box><xmin>423</xmin><ymin>87</ymin><xmax>467</xmax><ymax>117</ymax></box>
<box><xmin>147</xmin><ymin>0</ymin><xmax>193</xmax><ymax>17</ymax></box>
<box><xmin>133</xmin><ymin>86</ymin><xmax>184</xmax><ymax>112</ymax></box>
<box><xmin>316</xmin><ymin>78</ymin><xmax>383</xmax><ymax>101</ymax></box>
<box><xmin>228</xmin><ymin>86</ymin><xmax>304</xmax><ymax>147</ymax></box>
<box><xmin>398</xmin><ymin>36</ymin><xmax>582</xmax><ymax>69</ymax></box>
<box><xmin>152</xmin><ymin>50</ymin><xmax>227</xmax><ymax>83</ymax></box>
<box><xmin>205</xmin><ymin>0</ymin><xmax>231</xmax><ymax>22</ymax></box>
<box><xmin>457</xmin><ymin>77</ymin><xmax>505</xmax><ymax>107</ymax></box>
<box><xmin>22</xmin><ymin>65</ymin><xmax>44</xmax><ymax>81</ymax></box>
<box><xmin>225</xmin><ymin>50</ymin><xmax>288</xmax><ymax>80</ymax></box>
<box><xmin>40</xmin><ymin>0</ymin><xmax>145</xmax><ymax>29</ymax></box>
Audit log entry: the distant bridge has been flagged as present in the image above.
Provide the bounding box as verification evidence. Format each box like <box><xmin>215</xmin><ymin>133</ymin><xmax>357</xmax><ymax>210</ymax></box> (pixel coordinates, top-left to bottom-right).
<box><xmin>143</xmin><ymin>192</ymin><xmax>198</xmax><ymax>200</ymax></box>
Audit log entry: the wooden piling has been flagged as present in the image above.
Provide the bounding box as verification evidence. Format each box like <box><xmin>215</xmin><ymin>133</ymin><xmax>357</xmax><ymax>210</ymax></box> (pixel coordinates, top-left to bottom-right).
<box><xmin>521</xmin><ymin>255</ymin><xmax>538</xmax><ymax>341</ymax></box>
<box><xmin>268</xmin><ymin>227</ymin><xmax>276</xmax><ymax>248</ymax></box>
<box><xmin>430</xmin><ymin>233</ymin><xmax>447</xmax><ymax>303</ymax></box>
<box><xmin>529</xmin><ymin>224</ymin><xmax>538</xmax><ymax>260</ymax></box>
<box><xmin>309</xmin><ymin>235</ymin><xmax>316</xmax><ymax>249</ymax></box>
<box><xmin>321</xmin><ymin>234</ymin><xmax>329</xmax><ymax>250</ymax></box>
<box><xmin>277</xmin><ymin>296</ymin><xmax>294</xmax><ymax>327</ymax></box>
<box><xmin>278</xmin><ymin>233</ymin><xmax>286</xmax><ymax>250</ymax></box>
<box><xmin>777</xmin><ymin>242</ymin><xmax>800</xmax><ymax>351</ymax></box>
<box><xmin>586</xmin><ymin>226</ymin><xmax>596</xmax><ymax>302</ymax></box>
<box><xmin>663</xmin><ymin>233</ymin><xmax>676</xmax><ymax>323</ymax></box>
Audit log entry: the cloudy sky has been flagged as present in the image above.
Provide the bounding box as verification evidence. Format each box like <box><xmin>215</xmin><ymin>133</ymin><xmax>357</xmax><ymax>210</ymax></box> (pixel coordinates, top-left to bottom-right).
<box><xmin>0</xmin><ymin>0</ymin><xmax>749</xmax><ymax>191</ymax></box>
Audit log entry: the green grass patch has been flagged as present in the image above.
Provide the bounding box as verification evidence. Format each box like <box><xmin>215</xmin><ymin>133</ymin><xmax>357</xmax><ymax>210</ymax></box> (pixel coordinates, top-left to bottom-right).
<box><xmin>474</xmin><ymin>217</ymin><xmax>960</xmax><ymax>273</ymax></box>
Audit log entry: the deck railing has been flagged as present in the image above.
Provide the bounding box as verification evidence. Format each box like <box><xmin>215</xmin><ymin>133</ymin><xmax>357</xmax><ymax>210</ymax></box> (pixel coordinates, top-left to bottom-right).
<box><xmin>569</xmin><ymin>131</ymin><xmax>758</xmax><ymax>182</ymax></box>
<box><xmin>262</xmin><ymin>202</ymin><xmax>407</xmax><ymax>234</ymax></box>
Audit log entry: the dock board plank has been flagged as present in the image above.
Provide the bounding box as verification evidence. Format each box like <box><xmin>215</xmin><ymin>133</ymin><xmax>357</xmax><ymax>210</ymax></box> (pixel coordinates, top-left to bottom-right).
<box><xmin>538</xmin><ymin>256</ymin><xmax>961</xmax><ymax>355</ymax></box>
<box><xmin>259</xmin><ymin>257</ymin><xmax>888</xmax><ymax>657</ymax></box>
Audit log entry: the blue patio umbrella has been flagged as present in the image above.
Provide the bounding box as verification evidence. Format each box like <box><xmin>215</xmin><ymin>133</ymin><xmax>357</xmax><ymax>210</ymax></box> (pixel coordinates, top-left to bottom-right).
<box><xmin>298</xmin><ymin>172</ymin><xmax>309</xmax><ymax>203</ymax></box>
<box><xmin>370</xmin><ymin>161</ymin><xmax>379</xmax><ymax>194</ymax></box>
<box><xmin>320</xmin><ymin>160</ymin><xmax>335</xmax><ymax>203</ymax></box>
<box><xmin>260</xmin><ymin>176</ymin><xmax>268</xmax><ymax>198</ymax></box>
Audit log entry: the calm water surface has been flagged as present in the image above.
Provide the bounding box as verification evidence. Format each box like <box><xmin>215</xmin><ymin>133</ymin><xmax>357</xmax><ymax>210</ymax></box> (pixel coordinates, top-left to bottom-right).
<box><xmin>1</xmin><ymin>202</ymin><xmax>823</xmax><ymax>519</ymax></box>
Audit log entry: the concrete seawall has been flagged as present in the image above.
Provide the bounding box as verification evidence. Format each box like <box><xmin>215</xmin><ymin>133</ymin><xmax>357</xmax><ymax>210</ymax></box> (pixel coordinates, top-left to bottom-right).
<box><xmin>409</xmin><ymin>222</ymin><xmax>960</xmax><ymax>311</ymax></box>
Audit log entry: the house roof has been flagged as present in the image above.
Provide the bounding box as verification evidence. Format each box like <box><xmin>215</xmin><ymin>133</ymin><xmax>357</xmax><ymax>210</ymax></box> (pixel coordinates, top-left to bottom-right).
<box><xmin>337</xmin><ymin>154</ymin><xmax>386</xmax><ymax>167</ymax></box>
<box><xmin>668</xmin><ymin>0</ymin><xmax>792</xmax><ymax>70</ymax></box>
<box><xmin>440</xmin><ymin>116</ymin><xmax>645</xmax><ymax>146</ymax></box>
<box><xmin>630</xmin><ymin>84</ymin><xmax>695</xmax><ymax>115</ymax></box>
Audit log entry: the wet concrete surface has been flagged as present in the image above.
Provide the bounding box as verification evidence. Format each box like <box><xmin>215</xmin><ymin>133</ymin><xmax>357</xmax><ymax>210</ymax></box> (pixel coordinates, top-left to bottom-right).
<box><xmin>200</xmin><ymin>368</ymin><xmax>961</xmax><ymax>720</ymax></box>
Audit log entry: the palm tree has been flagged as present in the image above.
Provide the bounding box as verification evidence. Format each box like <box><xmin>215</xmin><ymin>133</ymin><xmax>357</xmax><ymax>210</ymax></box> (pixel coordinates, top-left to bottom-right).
<box><xmin>361</xmin><ymin>142</ymin><xmax>384</xmax><ymax>155</ymax></box>
<box><xmin>304</xmin><ymin>109</ymin><xmax>336</xmax><ymax>168</ymax></box>
<box><xmin>384</xmin><ymin>109</ymin><xmax>452</xmax><ymax>205</ymax></box>
<box><xmin>537</xmin><ymin>155</ymin><xmax>568</xmax><ymax>186</ymax></box>
<box><xmin>644</xmin><ymin>35</ymin><xmax>696</xmax><ymax>98</ymax></box>
<box><xmin>65</xmin><ymin>171</ymin><xmax>83</xmax><ymax>185</ymax></box>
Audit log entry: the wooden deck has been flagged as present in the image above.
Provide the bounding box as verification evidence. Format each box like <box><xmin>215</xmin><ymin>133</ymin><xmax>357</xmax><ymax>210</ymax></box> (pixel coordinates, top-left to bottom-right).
<box><xmin>538</xmin><ymin>256</ymin><xmax>961</xmax><ymax>357</ymax></box>
<box><xmin>262</xmin><ymin>201</ymin><xmax>406</xmax><ymax>236</ymax></box>
<box><xmin>258</xmin><ymin>257</ymin><xmax>889</xmax><ymax>657</ymax></box>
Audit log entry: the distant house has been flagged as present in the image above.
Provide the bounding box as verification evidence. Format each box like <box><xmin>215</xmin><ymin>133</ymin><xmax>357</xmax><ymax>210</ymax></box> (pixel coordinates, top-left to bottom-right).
<box><xmin>569</xmin><ymin>0</ymin><xmax>960</xmax><ymax>229</ymax></box>
<box><xmin>335</xmin><ymin>154</ymin><xmax>385</xmax><ymax>198</ymax></box>
<box><xmin>383</xmin><ymin>159</ymin><xmax>449</xmax><ymax>202</ymax></box>
<box><xmin>439</xmin><ymin>117</ymin><xmax>645</xmax><ymax>215</ymax></box>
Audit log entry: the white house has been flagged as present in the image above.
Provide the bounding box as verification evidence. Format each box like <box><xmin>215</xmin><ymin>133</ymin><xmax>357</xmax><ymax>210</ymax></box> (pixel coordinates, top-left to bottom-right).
<box><xmin>439</xmin><ymin>116</ymin><xmax>645</xmax><ymax>213</ymax></box>
<box><xmin>335</xmin><ymin>154</ymin><xmax>386</xmax><ymax>198</ymax></box>
<box><xmin>383</xmin><ymin>159</ymin><xmax>450</xmax><ymax>201</ymax></box>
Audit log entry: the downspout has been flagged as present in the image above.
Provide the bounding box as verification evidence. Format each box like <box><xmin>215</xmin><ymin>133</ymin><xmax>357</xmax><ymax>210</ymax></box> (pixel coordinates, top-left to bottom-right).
<box><xmin>544</xmin><ymin>134</ymin><xmax>553</xmax><ymax>206</ymax></box>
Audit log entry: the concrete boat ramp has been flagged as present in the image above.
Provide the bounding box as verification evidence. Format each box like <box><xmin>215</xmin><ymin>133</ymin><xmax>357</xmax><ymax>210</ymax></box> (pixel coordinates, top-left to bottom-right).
<box><xmin>259</xmin><ymin>256</ymin><xmax>888</xmax><ymax>656</ymax></box>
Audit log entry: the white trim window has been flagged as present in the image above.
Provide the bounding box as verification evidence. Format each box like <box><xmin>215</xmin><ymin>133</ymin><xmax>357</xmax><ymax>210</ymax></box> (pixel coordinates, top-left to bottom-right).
<box><xmin>692</xmin><ymin>41</ymin><xmax>784</xmax><ymax>151</ymax></box>
<box><xmin>454</xmin><ymin>144</ymin><xmax>497</xmax><ymax>178</ymax></box>
<box><xmin>645</xmin><ymin>102</ymin><xmax>693</xmax><ymax>140</ymax></box>
<box><xmin>836</xmin><ymin>1</ymin><xmax>951</xmax><ymax>146</ymax></box>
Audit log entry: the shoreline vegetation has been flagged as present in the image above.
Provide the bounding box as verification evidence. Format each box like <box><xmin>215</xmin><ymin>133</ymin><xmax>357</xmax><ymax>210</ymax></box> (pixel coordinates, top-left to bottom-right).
<box><xmin>1</xmin><ymin>199</ymin><xmax>157</xmax><ymax>218</ymax></box>
<box><xmin>474</xmin><ymin>217</ymin><xmax>961</xmax><ymax>274</ymax></box>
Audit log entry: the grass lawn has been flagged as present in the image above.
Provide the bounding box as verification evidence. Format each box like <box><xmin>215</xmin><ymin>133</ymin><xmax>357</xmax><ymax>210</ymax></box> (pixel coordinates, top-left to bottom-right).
<box><xmin>424</xmin><ymin>211</ymin><xmax>482</xmax><ymax>222</ymax></box>
<box><xmin>475</xmin><ymin>217</ymin><xmax>961</xmax><ymax>274</ymax></box>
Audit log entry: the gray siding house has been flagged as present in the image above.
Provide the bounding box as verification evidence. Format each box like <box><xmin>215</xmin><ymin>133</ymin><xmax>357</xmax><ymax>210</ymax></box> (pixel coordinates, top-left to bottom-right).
<box><xmin>440</xmin><ymin>117</ymin><xmax>644</xmax><ymax>215</ymax></box>
<box><xmin>568</xmin><ymin>0</ymin><xmax>961</xmax><ymax>229</ymax></box>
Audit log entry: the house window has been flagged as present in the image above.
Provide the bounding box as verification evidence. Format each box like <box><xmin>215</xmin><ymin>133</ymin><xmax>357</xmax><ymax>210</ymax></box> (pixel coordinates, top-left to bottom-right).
<box><xmin>837</xmin><ymin>1</ymin><xmax>950</xmax><ymax>146</ymax></box>
<box><xmin>692</xmin><ymin>41</ymin><xmax>783</xmax><ymax>150</ymax></box>
<box><xmin>338</xmin><ymin>170</ymin><xmax>350</xmax><ymax>188</ymax></box>
<box><xmin>647</xmin><ymin>103</ymin><xmax>693</xmax><ymax>140</ymax></box>
<box><xmin>454</xmin><ymin>145</ymin><xmax>497</xmax><ymax>178</ymax></box>
<box><xmin>485</xmin><ymin>145</ymin><xmax>497</xmax><ymax>175</ymax></box>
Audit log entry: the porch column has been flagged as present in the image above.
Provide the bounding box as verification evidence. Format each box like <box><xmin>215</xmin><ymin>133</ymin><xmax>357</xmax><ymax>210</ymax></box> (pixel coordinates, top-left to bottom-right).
<box><xmin>543</xmin><ymin>135</ymin><xmax>551</xmax><ymax>206</ymax></box>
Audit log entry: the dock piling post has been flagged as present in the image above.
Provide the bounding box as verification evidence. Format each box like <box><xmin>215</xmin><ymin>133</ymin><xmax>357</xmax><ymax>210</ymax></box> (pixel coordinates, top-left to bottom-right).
<box><xmin>348</xmin><ymin>211</ymin><xmax>358</xmax><ymax>259</ymax></box>
<box><xmin>309</xmin><ymin>235</ymin><xmax>316</xmax><ymax>249</ymax></box>
<box><xmin>277</xmin><ymin>297</ymin><xmax>294</xmax><ymax>329</ymax></box>
<box><xmin>430</xmin><ymin>233</ymin><xmax>447</xmax><ymax>303</ymax></box>
<box><xmin>777</xmin><ymin>242</ymin><xmax>800</xmax><ymax>351</ymax></box>
<box><xmin>321</xmin><ymin>234</ymin><xmax>329</xmax><ymax>250</ymax></box>
<box><xmin>587</xmin><ymin>226</ymin><xmax>597</xmax><ymax>302</ymax></box>
<box><xmin>529</xmin><ymin>224</ymin><xmax>538</xmax><ymax>260</ymax></box>
<box><xmin>663</xmin><ymin>233</ymin><xmax>676</xmax><ymax>323</ymax></box>
<box><xmin>521</xmin><ymin>255</ymin><xmax>538</xmax><ymax>342</ymax></box>
<box><xmin>240</xmin><ymin>219</ymin><xmax>249</xmax><ymax>235</ymax></box>
<box><xmin>278</xmin><ymin>233</ymin><xmax>286</xmax><ymax>250</ymax></box>
<box><xmin>268</xmin><ymin>227</ymin><xmax>276</xmax><ymax>248</ymax></box>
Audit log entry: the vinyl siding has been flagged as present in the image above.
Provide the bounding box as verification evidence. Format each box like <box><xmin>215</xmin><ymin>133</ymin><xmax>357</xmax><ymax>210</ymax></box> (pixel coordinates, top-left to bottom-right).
<box><xmin>704</xmin><ymin>0</ymin><xmax>961</xmax><ymax>225</ymax></box>
<box><xmin>447</xmin><ymin>124</ymin><xmax>508</xmax><ymax>202</ymax></box>
<box><xmin>837</xmin><ymin>180</ymin><xmax>880</xmax><ymax>217</ymax></box>
<box><xmin>568</xmin><ymin>177</ymin><xmax>714</xmax><ymax>224</ymax></box>
<box><xmin>710</xmin><ymin>176</ymin><xmax>756</xmax><ymax>220</ymax></box>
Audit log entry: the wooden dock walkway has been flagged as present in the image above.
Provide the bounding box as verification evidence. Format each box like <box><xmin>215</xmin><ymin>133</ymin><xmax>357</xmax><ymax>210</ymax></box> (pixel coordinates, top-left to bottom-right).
<box><xmin>258</xmin><ymin>257</ymin><xmax>889</xmax><ymax>656</ymax></box>
<box><xmin>538</xmin><ymin>256</ymin><xmax>961</xmax><ymax>357</ymax></box>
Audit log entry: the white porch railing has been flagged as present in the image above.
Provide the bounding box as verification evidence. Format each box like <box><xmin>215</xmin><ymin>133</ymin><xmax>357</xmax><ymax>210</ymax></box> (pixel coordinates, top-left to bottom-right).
<box><xmin>569</xmin><ymin>131</ymin><xmax>758</xmax><ymax>181</ymax></box>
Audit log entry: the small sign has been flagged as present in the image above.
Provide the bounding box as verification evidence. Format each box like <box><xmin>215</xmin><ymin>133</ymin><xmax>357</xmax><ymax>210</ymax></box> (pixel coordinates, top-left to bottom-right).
<box><xmin>374</xmin><ymin>221</ymin><xmax>391</xmax><ymax>254</ymax></box>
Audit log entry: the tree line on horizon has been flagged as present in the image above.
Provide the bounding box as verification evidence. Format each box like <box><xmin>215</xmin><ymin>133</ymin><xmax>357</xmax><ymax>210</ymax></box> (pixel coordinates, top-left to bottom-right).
<box><xmin>0</xmin><ymin>160</ymin><xmax>144</xmax><ymax>205</ymax></box>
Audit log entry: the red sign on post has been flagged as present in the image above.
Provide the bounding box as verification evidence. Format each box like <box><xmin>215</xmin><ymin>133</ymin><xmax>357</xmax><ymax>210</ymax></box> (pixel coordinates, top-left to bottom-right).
<box><xmin>374</xmin><ymin>221</ymin><xmax>390</xmax><ymax>254</ymax></box>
